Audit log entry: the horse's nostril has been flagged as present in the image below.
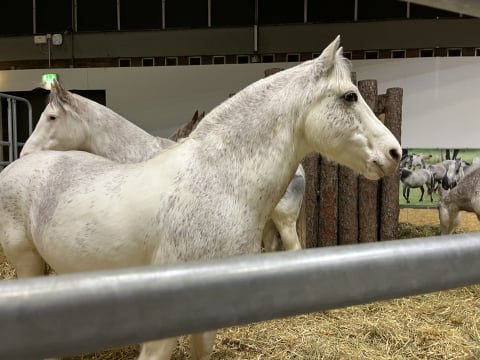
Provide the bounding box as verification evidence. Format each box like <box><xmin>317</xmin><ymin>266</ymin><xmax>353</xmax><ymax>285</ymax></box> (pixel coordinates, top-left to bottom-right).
<box><xmin>389</xmin><ymin>148</ymin><xmax>401</xmax><ymax>161</ymax></box>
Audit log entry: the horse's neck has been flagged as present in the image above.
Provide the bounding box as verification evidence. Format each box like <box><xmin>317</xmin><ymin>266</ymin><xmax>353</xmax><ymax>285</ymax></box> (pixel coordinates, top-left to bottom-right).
<box><xmin>87</xmin><ymin>112</ymin><xmax>164</xmax><ymax>163</ymax></box>
<box><xmin>186</xmin><ymin>96</ymin><xmax>307</xmax><ymax>215</ymax></box>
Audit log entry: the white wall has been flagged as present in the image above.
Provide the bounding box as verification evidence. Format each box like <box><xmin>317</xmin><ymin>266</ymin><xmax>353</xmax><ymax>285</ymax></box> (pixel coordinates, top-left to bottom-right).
<box><xmin>1</xmin><ymin>56</ymin><xmax>479</xmax><ymax>147</ymax></box>
<box><xmin>353</xmin><ymin>57</ymin><xmax>480</xmax><ymax>148</ymax></box>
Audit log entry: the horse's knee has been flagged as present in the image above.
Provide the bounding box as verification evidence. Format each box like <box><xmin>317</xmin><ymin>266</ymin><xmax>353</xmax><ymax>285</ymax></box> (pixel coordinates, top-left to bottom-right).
<box><xmin>138</xmin><ymin>338</ymin><xmax>177</xmax><ymax>360</ymax></box>
<box><xmin>190</xmin><ymin>331</ymin><xmax>216</xmax><ymax>360</ymax></box>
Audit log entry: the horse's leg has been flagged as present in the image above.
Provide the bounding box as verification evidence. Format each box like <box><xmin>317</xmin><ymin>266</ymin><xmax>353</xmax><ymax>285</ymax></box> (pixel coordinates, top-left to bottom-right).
<box><xmin>137</xmin><ymin>246</ymin><xmax>202</xmax><ymax>360</ymax></box>
<box><xmin>270</xmin><ymin>180</ymin><xmax>304</xmax><ymax>251</ymax></box>
<box><xmin>419</xmin><ymin>185</ymin><xmax>424</xmax><ymax>202</ymax></box>
<box><xmin>404</xmin><ymin>186</ymin><xmax>411</xmax><ymax>204</ymax></box>
<box><xmin>427</xmin><ymin>176</ymin><xmax>434</xmax><ymax>202</ymax></box>
<box><xmin>261</xmin><ymin>219</ymin><xmax>281</xmax><ymax>252</ymax></box>
<box><xmin>271</xmin><ymin>213</ymin><xmax>302</xmax><ymax>251</ymax></box>
<box><xmin>137</xmin><ymin>338</ymin><xmax>178</xmax><ymax>360</ymax></box>
<box><xmin>439</xmin><ymin>206</ymin><xmax>460</xmax><ymax>235</ymax></box>
<box><xmin>1</xmin><ymin>225</ymin><xmax>45</xmax><ymax>278</ymax></box>
<box><xmin>402</xmin><ymin>184</ymin><xmax>409</xmax><ymax>203</ymax></box>
<box><xmin>190</xmin><ymin>331</ymin><xmax>217</xmax><ymax>360</ymax></box>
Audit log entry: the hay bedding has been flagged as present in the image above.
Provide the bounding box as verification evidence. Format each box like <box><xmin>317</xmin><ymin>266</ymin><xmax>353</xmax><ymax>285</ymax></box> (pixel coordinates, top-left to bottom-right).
<box><xmin>1</xmin><ymin>209</ymin><xmax>480</xmax><ymax>359</ymax></box>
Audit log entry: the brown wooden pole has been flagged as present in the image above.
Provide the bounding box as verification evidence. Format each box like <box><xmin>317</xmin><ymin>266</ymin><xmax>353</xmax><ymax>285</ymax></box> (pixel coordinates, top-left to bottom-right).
<box><xmin>318</xmin><ymin>156</ymin><xmax>338</xmax><ymax>247</ymax></box>
<box><xmin>337</xmin><ymin>165</ymin><xmax>358</xmax><ymax>245</ymax></box>
<box><xmin>296</xmin><ymin>198</ymin><xmax>307</xmax><ymax>249</ymax></box>
<box><xmin>380</xmin><ymin>87</ymin><xmax>403</xmax><ymax>241</ymax></box>
<box><xmin>357</xmin><ymin>80</ymin><xmax>379</xmax><ymax>243</ymax></box>
<box><xmin>301</xmin><ymin>153</ymin><xmax>320</xmax><ymax>248</ymax></box>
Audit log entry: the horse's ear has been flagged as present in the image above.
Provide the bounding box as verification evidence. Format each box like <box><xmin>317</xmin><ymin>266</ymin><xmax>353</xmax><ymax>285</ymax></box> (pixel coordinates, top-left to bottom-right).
<box><xmin>313</xmin><ymin>35</ymin><xmax>341</xmax><ymax>77</ymax></box>
<box><xmin>50</xmin><ymin>80</ymin><xmax>73</xmax><ymax>108</ymax></box>
<box><xmin>336</xmin><ymin>46</ymin><xmax>344</xmax><ymax>58</ymax></box>
<box><xmin>192</xmin><ymin>110</ymin><xmax>199</xmax><ymax>122</ymax></box>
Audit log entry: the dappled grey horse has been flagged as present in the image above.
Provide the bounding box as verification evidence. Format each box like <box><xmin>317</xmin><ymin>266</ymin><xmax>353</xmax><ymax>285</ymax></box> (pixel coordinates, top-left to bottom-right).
<box><xmin>438</xmin><ymin>166</ymin><xmax>480</xmax><ymax>234</ymax></box>
<box><xmin>0</xmin><ymin>37</ymin><xmax>401</xmax><ymax>360</ymax></box>
<box><xmin>21</xmin><ymin>82</ymin><xmax>305</xmax><ymax>252</ymax></box>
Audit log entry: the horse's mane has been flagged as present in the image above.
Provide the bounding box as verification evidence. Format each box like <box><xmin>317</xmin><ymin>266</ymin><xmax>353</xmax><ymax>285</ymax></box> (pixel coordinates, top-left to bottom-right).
<box><xmin>190</xmin><ymin>46</ymin><xmax>351</xmax><ymax>141</ymax></box>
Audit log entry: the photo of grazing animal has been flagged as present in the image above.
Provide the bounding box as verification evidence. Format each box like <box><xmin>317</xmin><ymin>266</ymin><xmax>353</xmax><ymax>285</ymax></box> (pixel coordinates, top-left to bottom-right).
<box><xmin>425</xmin><ymin>158</ymin><xmax>468</xmax><ymax>195</ymax></box>
<box><xmin>427</xmin><ymin>162</ymin><xmax>448</xmax><ymax>193</ymax></box>
<box><xmin>20</xmin><ymin>81</ymin><xmax>305</xmax><ymax>252</ymax></box>
<box><xmin>442</xmin><ymin>158</ymin><xmax>466</xmax><ymax>190</ymax></box>
<box><xmin>438</xmin><ymin>166</ymin><xmax>480</xmax><ymax>234</ymax></box>
<box><xmin>0</xmin><ymin>37</ymin><xmax>401</xmax><ymax>360</ymax></box>
<box><xmin>400</xmin><ymin>168</ymin><xmax>434</xmax><ymax>203</ymax></box>
<box><xmin>400</xmin><ymin>153</ymin><xmax>430</xmax><ymax>169</ymax></box>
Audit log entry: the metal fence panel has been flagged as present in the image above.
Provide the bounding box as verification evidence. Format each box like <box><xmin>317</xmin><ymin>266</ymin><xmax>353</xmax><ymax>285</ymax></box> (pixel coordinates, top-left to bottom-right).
<box><xmin>0</xmin><ymin>234</ymin><xmax>479</xmax><ymax>359</ymax></box>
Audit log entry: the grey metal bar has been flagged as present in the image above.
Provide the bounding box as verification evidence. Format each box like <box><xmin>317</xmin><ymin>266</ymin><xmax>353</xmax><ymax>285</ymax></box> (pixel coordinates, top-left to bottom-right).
<box><xmin>12</xmin><ymin>99</ymin><xmax>18</xmax><ymax>159</ymax></box>
<box><xmin>6</xmin><ymin>98</ymin><xmax>13</xmax><ymax>162</ymax></box>
<box><xmin>0</xmin><ymin>93</ymin><xmax>33</xmax><ymax>162</ymax></box>
<box><xmin>1</xmin><ymin>234</ymin><xmax>480</xmax><ymax>359</ymax></box>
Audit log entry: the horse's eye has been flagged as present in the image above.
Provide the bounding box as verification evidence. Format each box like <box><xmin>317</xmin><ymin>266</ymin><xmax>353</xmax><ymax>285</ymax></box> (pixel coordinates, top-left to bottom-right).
<box><xmin>343</xmin><ymin>91</ymin><xmax>358</xmax><ymax>103</ymax></box>
<box><xmin>48</xmin><ymin>115</ymin><xmax>56</xmax><ymax>121</ymax></box>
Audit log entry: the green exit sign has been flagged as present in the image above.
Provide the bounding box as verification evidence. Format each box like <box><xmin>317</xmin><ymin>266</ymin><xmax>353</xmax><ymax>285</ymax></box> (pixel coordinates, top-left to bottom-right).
<box><xmin>42</xmin><ymin>73</ymin><xmax>58</xmax><ymax>84</ymax></box>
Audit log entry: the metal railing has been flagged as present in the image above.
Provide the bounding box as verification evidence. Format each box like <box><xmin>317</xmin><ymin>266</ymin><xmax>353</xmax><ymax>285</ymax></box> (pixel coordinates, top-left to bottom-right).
<box><xmin>0</xmin><ymin>93</ymin><xmax>33</xmax><ymax>167</ymax></box>
<box><xmin>0</xmin><ymin>233</ymin><xmax>479</xmax><ymax>359</ymax></box>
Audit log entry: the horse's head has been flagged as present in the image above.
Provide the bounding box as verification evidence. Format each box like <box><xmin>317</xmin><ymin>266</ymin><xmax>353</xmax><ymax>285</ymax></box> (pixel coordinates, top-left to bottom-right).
<box><xmin>301</xmin><ymin>36</ymin><xmax>401</xmax><ymax>180</ymax></box>
<box><xmin>399</xmin><ymin>167</ymin><xmax>412</xmax><ymax>180</ymax></box>
<box><xmin>20</xmin><ymin>81</ymin><xmax>89</xmax><ymax>157</ymax></box>
<box><xmin>443</xmin><ymin>158</ymin><xmax>464</xmax><ymax>189</ymax></box>
<box><xmin>400</xmin><ymin>154</ymin><xmax>413</xmax><ymax>169</ymax></box>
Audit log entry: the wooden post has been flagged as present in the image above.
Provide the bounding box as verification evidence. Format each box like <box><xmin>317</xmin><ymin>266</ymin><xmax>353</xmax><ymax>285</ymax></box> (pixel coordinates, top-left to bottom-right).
<box><xmin>357</xmin><ymin>80</ymin><xmax>379</xmax><ymax>243</ymax></box>
<box><xmin>296</xmin><ymin>199</ymin><xmax>307</xmax><ymax>249</ymax></box>
<box><xmin>337</xmin><ymin>165</ymin><xmax>358</xmax><ymax>245</ymax></box>
<box><xmin>301</xmin><ymin>153</ymin><xmax>320</xmax><ymax>248</ymax></box>
<box><xmin>380</xmin><ymin>87</ymin><xmax>402</xmax><ymax>241</ymax></box>
<box><xmin>318</xmin><ymin>156</ymin><xmax>338</xmax><ymax>247</ymax></box>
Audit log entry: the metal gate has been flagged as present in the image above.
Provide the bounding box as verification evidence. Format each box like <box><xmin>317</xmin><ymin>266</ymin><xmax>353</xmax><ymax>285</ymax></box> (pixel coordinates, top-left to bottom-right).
<box><xmin>0</xmin><ymin>93</ymin><xmax>33</xmax><ymax>169</ymax></box>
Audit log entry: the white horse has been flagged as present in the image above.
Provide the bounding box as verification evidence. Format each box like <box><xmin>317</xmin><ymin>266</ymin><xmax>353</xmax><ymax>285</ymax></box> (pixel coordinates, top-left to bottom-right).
<box><xmin>0</xmin><ymin>36</ymin><xmax>401</xmax><ymax>360</ymax></box>
<box><xmin>438</xmin><ymin>166</ymin><xmax>480</xmax><ymax>234</ymax></box>
<box><xmin>20</xmin><ymin>82</ymin><xmax>304</xmax><ymax>252</ymax></box>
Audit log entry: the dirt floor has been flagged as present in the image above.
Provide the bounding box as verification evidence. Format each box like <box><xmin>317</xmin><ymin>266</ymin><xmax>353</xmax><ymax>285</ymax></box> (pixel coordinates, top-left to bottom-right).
<box><xmin>399</xmin><ymin>208</ymin><xmax>480</xmax><ymax>233</ymax></box>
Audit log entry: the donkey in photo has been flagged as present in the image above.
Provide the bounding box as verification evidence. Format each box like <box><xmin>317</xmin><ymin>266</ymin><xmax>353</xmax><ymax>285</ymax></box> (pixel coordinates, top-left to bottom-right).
<box><xmin>400</xmin><ymin>168</ymin><xmax>434</xmax><ymax>203</ymax></box>
<box><xmin>438</xmin><ymin>166</ymin><xmax>480</xmax><ymax>234</ymax></box>
<box><xmin>0</xmin><ymin>37</ymin><xmax>400</xmax><ymax>360</ymax></box>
